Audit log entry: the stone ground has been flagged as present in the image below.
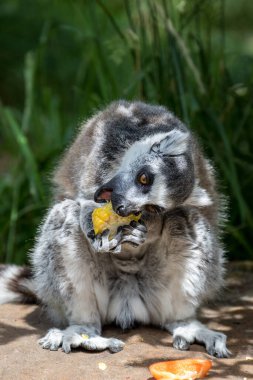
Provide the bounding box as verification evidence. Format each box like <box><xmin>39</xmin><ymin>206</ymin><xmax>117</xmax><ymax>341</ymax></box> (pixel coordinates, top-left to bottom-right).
<box><xmin>0</xmin><ymin>264</ymin><xmax>252</xmax><ymax>380</ymax></box>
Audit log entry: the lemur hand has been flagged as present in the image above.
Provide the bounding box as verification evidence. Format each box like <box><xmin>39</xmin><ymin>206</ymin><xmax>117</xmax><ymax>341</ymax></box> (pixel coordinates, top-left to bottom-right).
<box><xmin>119</xmin><ymin>220</ymin><xmax>147</xmax><ymax>247</ymax></box>
<box><xmin>85</xmin><ymin>219</ymin><xmax>147</xmax><ymax>254</ymax></box>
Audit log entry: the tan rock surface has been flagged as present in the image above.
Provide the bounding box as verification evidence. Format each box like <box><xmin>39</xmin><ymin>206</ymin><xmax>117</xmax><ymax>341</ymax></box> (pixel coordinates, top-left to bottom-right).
<box><xmin>0</xmin><ymin>268</ymin><xmax>252</xmax><ymax>380</ymax></box>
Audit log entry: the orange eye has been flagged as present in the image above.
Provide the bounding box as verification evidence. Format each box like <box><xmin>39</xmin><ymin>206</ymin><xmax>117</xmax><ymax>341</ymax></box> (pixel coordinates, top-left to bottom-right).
<box><xmin>138</xmin><ymin>173</ymin><xmax>149</xmax><ymax>185</ymax></box>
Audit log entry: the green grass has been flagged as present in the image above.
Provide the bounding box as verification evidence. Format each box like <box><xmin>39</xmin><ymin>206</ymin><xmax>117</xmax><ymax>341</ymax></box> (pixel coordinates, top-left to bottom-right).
<box><xmin>0</xmin><ymin>0</ymin><xmax>253</xmax><ymax>263</ymax></box>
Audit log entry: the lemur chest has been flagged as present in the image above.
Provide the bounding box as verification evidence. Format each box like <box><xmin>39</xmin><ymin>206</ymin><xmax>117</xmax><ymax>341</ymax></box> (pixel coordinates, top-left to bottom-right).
<box><xmin>95</xmin><ymin>269</ymin><xmax>190</xmax><ymax>328</ymax></box>
<box><xmin>106</xmin><ymin>275</ymin><xmax>150</xmax><ymax>328</ymax></box>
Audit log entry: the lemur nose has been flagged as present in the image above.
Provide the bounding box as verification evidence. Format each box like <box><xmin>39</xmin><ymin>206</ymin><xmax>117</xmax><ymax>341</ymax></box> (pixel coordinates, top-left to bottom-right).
<box><xmin>116</xmin><ymin>205</ymin><xmax>126</xmax><ymax>216</ymax></box>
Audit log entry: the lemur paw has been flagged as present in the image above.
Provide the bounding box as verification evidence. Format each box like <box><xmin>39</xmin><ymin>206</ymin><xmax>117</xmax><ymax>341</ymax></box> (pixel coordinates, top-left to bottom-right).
<box><xmin>81</xmin><ymin>336</ymin><xmax>124</xmax><ymax>354</ymax></box>
<box><xmin>91</xmin><ymin>229</ymin><xmax>123</xmax><ymax>253</ymax></box>
<box><xmin>173</xmin><ymin>335</ymin><xmax>190</xmax><ymax>351</ymax></box>
<box><xmin>121</xmin><ymin>220</ymin><xmax>147</xmax><ymax>247</ymax></box>
<box><xmin>38</xmin><ymin>326</ymin><xmax>124</xmax><ymax>354</ymax></box>
<box><xmin>167</xmin><ymin>320</ymin><xmax>231</xmax><ymax>358</ymax></box>
<box><xmin>79</xmin><ymin>204</ymin><xmax>120</xmax><ymax>253</ymax></box>
<box><xmin>38</xmin><ymin>328</ymin><xmax>63</xmax><ymax>351</ymax></box>
<box><xmin>89</xmin><ymin>220</ymin><xmax>147</xmax><ymax>253</ymax></box>
<box><xmin>204</xmin><ymin>332</ymin><xmax>231</xmax><ymax>358</ymax></box>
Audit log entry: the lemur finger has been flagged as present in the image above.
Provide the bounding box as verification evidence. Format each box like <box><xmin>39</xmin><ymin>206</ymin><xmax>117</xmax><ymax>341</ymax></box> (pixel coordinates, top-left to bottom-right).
<box><xmin>87</xmin><ymin>229</ymin><xmax>95</xmax><ymax>240</ymax></box>
<box><xmin>101</xmin><ymin>229</ymin><xmax>111</xmax><ymax>251</ymax></box>
<box><xmin>92</xmin><ymin>232</ymin><xmax>107</xmax><ymax>252</ymax></box>
<box><xmin>62</xmin><ymin>333</ymin><xmax>84</xmax><ymax>354</ymax></box>
<box><xmin>80</xmin><ymin>210</ymin><xmax>94</xmax><ymax>237</ymax></box>
<box><xmin>173</xmin><ymin>335</ymin><xmax>190</xmax><ymax>351</ymax></box>
<box><xmin>81</xmin><ymin>336</ymin><xmax>125</xmax><ymax>352</ymax></box>
<box><xmin>93</xmin><ymin>229</ymin><xmax>122</xmax><ymax>253</ymax></box>
<box><xmin>61</xmin><ymin>342</ymin><xmax>71</xmax><ymax>354</ymax></box>
<box><xmin>122</xmin><ymin>225</ymin><xmax>146</xmax><ymax>239</ymax></box>
<box><xmin>121</xmin><ymin>235</ymin><xmax>145</xmax><ymax>245</ymax></box>
<box><xmin>108</xmin><ymin>230</ymin><xmax>122</xmax><ymax>251</ymax></box>
<box><xmin>110</xmin><ymin>244</ymin><xmax>122</xmax><ymax>254</ymax></box>
<box><xmin>108</xmin><ymin>338</ymin><xmax>125</xmax><ymax>353</ymax></box>
<box><xmin>130</xmin><ymin>220</ymin><xmax>147</xmax><ymax>232</ymax></box>
<box><xmin>38</xmin><ymin>328</ymin><xmax>63</xmax><ymax>351</ymax></box>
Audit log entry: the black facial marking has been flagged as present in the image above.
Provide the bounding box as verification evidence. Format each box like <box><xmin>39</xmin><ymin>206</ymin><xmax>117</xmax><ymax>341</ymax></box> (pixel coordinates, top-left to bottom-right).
<box><xmin>145</xmin><ymin>204</ymin><xmax>164</xmax><ymax>214</ymax></box>
<box><xmin>95</xmin><ymin>101</ymin><xmax>187</xmax><ymax>186</ymax></box>
<box><xmin>161</xmin><ymin>153</ymin><xmax>195</xmax><ymax>204</ymax></box>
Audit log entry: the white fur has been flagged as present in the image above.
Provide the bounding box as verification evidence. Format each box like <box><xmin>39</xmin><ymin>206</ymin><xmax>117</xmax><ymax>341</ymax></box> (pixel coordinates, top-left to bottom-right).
<box><xmin>181</xmin><ymin>247</ymin><xmax>209</xmax><ymax>303</ymax></box>
<box><xmin>79</xmin><ymin>119</ymin><xmax>106</xmax><ymax>196</ymax></box>
<box><xmin>124</xmin><ymin>175</ymin><xmax>172</xmax><ymax>209</ymax></box>
<box><xmin>130</xmin><ymin>297</ymin><xmax>150</xmax><ymax>322</ymax></box>
<box><xmin>94</xmin><ymin>282</ymin><xmax>109</xmax><ymax>323</ymax></box>
<box><xmin>0</xmin><ymin>266</ymin><xmax>27</xmax><ymax>304</ymax></box>
<box><xmin>117</xmin><ymin>105</ymin><xmax>133</xmax><ymax>117</ymax></box>
<box><xmin>125</xmin><ymin>186</ymin><xmax>149</xmax><ymax>206</ymax></box>
<box><xmin>120</xmin><ymin>130</ymin><xmax>189</xmax><ymax>171</ymax></box>
<box><xmin>185</xmin><ymin>184</ymin><xmax>212</xmax><ymax>207</ymax></box>
<box><xmin>61</xmin><ymin>242</ymin><xmax>100</xmax><ymax>325</ymax></box>
<box><xmin>155</xmin><ymin>130</ymin><xmax>189</xmax><ymax>156</ymax></box>
<box><xmin>107</xmin><ymin>293</ymin><xmax>150</xmax><ymax>326</ymax></box>
<box><xmin>175</xmin><ymin>155</ymin><xmax>188</xmax><ymax>171</ymax></box>
<box><xmin>149</xmin><ymin>176</ymin><xmax>173</xmax><ymax>208</ymax></box>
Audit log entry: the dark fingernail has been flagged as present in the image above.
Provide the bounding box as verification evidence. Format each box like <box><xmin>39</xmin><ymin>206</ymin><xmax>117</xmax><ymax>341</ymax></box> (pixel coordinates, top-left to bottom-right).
<box><xmin>87</xmin><ymin>230</ymin><xmax>95</xmax><ymax>239</ymax></box>
<box><xmin>130</xmin><ymin>220</ymin><xmax>137</xmax><ymax>227</ymax></box>
<box><xmin>102</xmin><ymin>228</ymin><xmax>110</xmax><ymax>236</ymax></box>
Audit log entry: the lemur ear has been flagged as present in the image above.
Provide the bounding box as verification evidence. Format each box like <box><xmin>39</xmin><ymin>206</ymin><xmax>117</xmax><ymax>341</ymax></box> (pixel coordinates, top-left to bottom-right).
<box><xmin>150</xmin><ymin>129</ymin><xmax>189</xmax><ymax>156</ymax></box>
<box><xmin>184</xmin><ymin>185</ymin><xmax>213</xmax><ymax>207</ymax></box>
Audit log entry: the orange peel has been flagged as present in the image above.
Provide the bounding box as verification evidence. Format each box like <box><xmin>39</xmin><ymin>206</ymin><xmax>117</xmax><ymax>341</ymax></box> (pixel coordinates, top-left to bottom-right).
<box><xmin>149</xmin><ymin>358</ymin><xmax>212</xmax><ymax>380</ymax></box>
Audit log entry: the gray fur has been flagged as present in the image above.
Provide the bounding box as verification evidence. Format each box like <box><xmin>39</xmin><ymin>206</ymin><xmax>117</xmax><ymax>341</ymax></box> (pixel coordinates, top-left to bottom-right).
<box><xmin>1</xmin><ymin>101</ymin><xmax>229</xmax><ymax>357</ymax></box>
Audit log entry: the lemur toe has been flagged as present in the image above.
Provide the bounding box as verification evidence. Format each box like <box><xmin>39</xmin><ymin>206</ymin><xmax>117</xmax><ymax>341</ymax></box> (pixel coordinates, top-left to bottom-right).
<box><xmin>173</xmin><ymin>335</ymin><xmax>190</xmax><ymax>351</ymax></box>
<box><xmin>108</xmin><ymin>338</ymin><xmax>125</xmax><ymax>353</ymax></box>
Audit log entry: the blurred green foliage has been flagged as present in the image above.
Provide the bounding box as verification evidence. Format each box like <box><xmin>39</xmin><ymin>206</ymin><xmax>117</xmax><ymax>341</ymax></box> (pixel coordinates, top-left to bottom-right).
<box><xmin>0</xmin><ymin>0</ymin><xmax>253</xmax><ymax>263</ymax></box>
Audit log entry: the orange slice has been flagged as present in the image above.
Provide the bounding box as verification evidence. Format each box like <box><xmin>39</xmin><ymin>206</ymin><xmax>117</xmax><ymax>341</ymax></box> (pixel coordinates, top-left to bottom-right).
<box><xmin>149</xmin><ymin>358</ymin><xmax>212</xmax><ymax>380</ymax></box>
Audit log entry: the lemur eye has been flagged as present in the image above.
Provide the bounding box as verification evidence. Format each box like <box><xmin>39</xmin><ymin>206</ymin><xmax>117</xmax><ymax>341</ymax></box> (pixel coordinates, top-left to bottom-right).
<box><xmin>138</xmin><ymin>173</ymin><xmax>149</xmax><ymax>185</ymax></box>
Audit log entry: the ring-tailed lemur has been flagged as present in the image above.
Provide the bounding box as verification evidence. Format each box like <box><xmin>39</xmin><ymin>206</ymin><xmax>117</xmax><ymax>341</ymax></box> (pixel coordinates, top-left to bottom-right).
<box><xmin>0</xmin><ymin>101</ymin><xmax>230</xmax><ymax>357</ymax></box>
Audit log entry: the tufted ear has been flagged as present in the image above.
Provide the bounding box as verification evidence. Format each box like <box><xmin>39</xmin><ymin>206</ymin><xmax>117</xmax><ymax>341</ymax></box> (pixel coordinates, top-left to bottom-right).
<box><xmin>184</xmin><ymin>185</ymin><xmax>213</xmax><ymax>207</ymax></box>
<box><xmin>150</xmin><ymin>129</ymin><xmax>189</xmax><ymax>156</ymax></box>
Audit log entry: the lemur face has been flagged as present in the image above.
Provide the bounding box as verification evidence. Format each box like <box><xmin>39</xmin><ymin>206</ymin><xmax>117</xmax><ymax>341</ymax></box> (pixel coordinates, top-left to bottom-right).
<box><xmin>94</xmin><ymin>129</ymin><xmax>195</xmax><ymax>216</ymax></box>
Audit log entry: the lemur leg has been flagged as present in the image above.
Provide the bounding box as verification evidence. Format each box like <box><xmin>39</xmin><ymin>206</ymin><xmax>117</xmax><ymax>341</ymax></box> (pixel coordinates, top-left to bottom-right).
<box><xmin>165</xmin><ymin>320</ymin><xmax>230</xmax><ymax>358</ymax></box>
<box><xmin>34</xmin><ymin>199</ymin><xmax>124</xmax><ymax>353</ymax></box>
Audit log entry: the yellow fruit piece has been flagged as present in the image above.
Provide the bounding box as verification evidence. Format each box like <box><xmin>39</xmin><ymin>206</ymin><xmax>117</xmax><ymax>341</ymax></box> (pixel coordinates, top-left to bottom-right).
<box><xmin>98</xmin><ymin>362</ymin><xmax>107</xmax><ymax>371</ymax></box>
<box><xmin>92</xmin><ymin>202</ymin><xmax>141</xmax><ymax>237</ymax></box>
